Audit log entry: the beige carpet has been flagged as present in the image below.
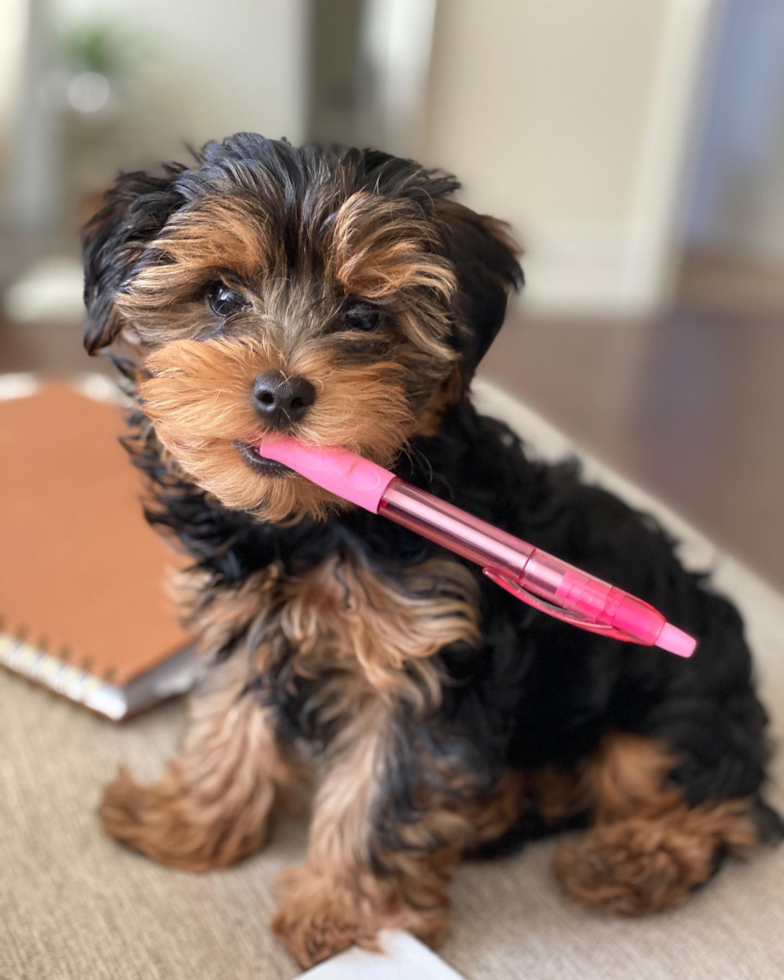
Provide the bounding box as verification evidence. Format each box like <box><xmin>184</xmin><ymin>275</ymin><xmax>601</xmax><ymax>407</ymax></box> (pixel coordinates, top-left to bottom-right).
<box><xmin>2</xmin><ymin>381</ymin><xmax>783</xmax><ymax>980</ymax></box>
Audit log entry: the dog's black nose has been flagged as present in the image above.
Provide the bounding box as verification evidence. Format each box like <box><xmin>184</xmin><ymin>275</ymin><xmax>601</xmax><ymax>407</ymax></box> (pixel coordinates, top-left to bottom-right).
<box><xmin>251</xmin><ymin>371</ymin><xmax>316</xmax><ymax>427</ymax></box>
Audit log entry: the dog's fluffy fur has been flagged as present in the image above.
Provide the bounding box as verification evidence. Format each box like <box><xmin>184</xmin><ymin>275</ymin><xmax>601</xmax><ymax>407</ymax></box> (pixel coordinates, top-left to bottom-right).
<box><xmin>84</xmin><ymin>134</ymin><xmax>780</xmax><ymax>968</ymax></box>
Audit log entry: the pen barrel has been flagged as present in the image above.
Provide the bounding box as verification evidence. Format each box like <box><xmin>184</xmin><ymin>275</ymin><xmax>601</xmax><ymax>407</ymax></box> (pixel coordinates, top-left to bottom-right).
<box><xmin>379</xmin><ymin>480</ymin><xmax>535</xmax><ymax>575</ymax></box>
<box><xmin>521</xmin><ymin>554</ymin><xmax>615</xmax><ymax>611</ymax></box>
<box><xmin>523</xmin><ymin>556</ymin><xmax>665</xmax><ymax>643</ymax></box>
<box><xmin>381</xmin><ymin>481</ymin><xmax>666</xmax><ymax>645</ymax></box>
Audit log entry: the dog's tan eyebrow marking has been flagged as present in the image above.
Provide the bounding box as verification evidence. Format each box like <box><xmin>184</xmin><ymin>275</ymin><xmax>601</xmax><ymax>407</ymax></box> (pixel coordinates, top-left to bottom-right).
<box><xmin>211</xmin><ymin>269</ymin><xmax>253</xmax><ymax>287</ymax></box>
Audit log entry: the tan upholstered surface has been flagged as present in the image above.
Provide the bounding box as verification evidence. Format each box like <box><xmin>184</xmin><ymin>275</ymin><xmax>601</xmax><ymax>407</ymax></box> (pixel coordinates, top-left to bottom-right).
<box><xmin>3</xmin><ymin>386</ymin><xmax>784</xmax><ymax>980</ymax></box>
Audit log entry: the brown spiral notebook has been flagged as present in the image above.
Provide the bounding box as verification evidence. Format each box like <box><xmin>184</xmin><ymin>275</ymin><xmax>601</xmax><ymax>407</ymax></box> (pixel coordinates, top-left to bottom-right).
<box><xmin>0</xmin><ymin>378</ymin><xmax>194</xmax><ymax>719</ymax></box>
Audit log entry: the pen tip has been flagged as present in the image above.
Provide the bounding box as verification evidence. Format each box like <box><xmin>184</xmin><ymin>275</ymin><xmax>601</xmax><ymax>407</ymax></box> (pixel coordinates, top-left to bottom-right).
<box><xmin>657</xmin><ymin>623</ymin><xmax>697</xmax><ymax>658</ymax></box>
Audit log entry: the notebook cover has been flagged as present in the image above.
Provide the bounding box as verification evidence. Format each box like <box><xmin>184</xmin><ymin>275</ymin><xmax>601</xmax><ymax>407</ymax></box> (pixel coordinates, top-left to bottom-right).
<box><xmin>0</xmin><ymin>381</ymin><xmax>189</xmax><ymax>688</ymax></box>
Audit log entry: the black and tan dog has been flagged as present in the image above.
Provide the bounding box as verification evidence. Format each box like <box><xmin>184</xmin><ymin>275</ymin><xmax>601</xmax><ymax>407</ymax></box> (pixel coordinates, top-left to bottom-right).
<box><xmin>83</xmin><ymin>134</ymin><xmax>780</xmax><ymax>968</ymax></box>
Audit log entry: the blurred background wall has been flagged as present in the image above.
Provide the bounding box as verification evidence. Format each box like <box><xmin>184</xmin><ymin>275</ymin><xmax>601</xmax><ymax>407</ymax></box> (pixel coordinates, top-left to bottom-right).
<box><xmin>421</xmin><ymin>0</ymin><xmax>699</xmax><ymax>315</ymax></box>
<box><xmin>52</xmin><ymin>0</ymin><xmax>308</xmax><ymax>156</ymax></box>
<box><xmin>2</xmin><ymin>0</ymin><xmax>307</xmax><ymax>232</ymax></box>
<box><xmin>5</xmin><ymin>0</ymin><xmax>774</xmax><ymax>317</ymax></box>
<box><xmin>0</xmin><ymin>0</ymin><xmax>782</xmax><ymax>586</ymax></box>
<box><xmin>682</xmin><ymin>0</ymin><xmax>784</xmax><ymax>313</ymax></box>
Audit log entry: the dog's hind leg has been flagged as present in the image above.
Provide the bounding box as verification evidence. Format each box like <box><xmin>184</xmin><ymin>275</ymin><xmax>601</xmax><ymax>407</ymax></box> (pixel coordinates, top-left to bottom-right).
<box><xmin>553</xmin><ymin>728</ymin><xmax>779</xmax><ymax>913</ymax></box>
<box><xmin>100</xmin><ymin>651</ymin><xmax>296</xmax><ymax>871</ymax></box>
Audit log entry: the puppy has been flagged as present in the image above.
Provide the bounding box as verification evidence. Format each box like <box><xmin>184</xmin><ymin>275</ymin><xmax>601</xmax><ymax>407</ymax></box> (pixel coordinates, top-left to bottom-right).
<box><xmin>84</xmin><ymin>134</ymin><xmax>780</xmax><ymax>968</ymax></box>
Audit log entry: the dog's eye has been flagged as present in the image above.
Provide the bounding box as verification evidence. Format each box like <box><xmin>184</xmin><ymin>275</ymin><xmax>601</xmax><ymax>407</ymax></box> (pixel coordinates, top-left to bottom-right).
<box><xmin>344</xmin><ymin>300</ymin><xmax>381</xmax><ymax>332</ymax></box>
<box><xmin>207</xmin><ymin>282</ymin><xmax>250</xmax><ymax>318</ymax></box>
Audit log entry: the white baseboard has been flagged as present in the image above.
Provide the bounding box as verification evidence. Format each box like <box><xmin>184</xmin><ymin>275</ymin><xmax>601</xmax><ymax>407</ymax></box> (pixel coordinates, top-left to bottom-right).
<box><xmin>516</xmin><ymin>223</ymin><xmax>668</xmax><ymax>318</ymax></box>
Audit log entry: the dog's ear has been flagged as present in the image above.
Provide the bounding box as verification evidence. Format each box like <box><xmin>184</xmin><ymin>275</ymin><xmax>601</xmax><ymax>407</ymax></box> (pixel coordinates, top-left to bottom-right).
<box><xmin>434</xmin><ymin>199</ymin><xmax>523</xmax><ymax>380</ymax></box>
<box><xmin>82</xmin><ymin>168</ymin><xmax>185</xmax><ymax>354</ymax></box>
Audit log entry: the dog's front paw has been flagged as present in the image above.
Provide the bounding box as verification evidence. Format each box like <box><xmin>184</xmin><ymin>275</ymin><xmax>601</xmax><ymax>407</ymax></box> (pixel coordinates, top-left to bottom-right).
<box><xmin>100</xmin><ymin>765</ymin><xmax>272</xmax><ymax>871</ymax></box>
<box><xmin>272</xmin><ymin>865</ymin><xmax>379</xmax><ymax>968</ymax></box>
<box><xmin>272</xmin><ymin>863</ymin><xmax>451</xmax><ymax>968</ymax></box>
<box><xmin>553</xmin><ymin>816</ymin><xmax>714</xmax><ymax>914</ymax></box>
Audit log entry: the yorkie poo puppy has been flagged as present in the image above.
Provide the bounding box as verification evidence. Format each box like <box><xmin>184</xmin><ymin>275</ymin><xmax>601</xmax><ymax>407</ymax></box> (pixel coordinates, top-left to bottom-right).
<box><xmin>84</xmin><ymin>134</ymin><xmax>780</xmax><ymax>968</ymax></box>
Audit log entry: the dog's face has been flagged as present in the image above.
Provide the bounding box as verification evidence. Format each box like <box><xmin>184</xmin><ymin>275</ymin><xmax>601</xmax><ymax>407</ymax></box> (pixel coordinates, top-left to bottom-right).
<box><xmin>83</xmin><ymin>136</ymin><xmax>521</xmax><ymax>521</ymax></box>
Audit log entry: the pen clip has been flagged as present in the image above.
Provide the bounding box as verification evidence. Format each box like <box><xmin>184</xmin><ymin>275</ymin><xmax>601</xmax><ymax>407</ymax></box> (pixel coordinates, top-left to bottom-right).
<box><xmin>482</xmin><ymin>567</ymin><xmax>636</xmax><ymax>642</ymax></box>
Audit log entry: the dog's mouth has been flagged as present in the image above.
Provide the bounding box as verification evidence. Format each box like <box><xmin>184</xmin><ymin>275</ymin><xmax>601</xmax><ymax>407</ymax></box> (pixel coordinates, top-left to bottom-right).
<box><xmin>233</xmin><ymin>441</ymin><xmax>295</xmax><ymax>477</ymax></box>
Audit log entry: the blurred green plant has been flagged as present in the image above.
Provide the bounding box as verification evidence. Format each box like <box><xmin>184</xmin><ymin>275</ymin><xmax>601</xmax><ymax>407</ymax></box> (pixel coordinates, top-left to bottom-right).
<box><xmin>60</xmin><ymin>20</ymin><xmax>146</xmax><ymax>77</ymax></box>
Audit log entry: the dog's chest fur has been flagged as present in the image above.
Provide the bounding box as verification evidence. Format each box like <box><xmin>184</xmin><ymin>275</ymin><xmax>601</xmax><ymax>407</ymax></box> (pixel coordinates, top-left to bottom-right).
<box><xmin>177</xmin><ymin>546</ymin><xmax>482</xmax><ymax>753</ymax></box>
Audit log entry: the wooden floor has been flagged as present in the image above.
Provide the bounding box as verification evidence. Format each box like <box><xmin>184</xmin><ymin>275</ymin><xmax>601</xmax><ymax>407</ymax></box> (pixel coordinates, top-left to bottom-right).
<box><xmin>2</xmin><ymin>294</ymin><xmax>782</xmax><ymax>591</ymax></box>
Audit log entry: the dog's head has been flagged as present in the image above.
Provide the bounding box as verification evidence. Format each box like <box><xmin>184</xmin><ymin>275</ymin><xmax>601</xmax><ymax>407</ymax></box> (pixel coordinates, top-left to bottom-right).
<box><xmin>83</xmin><ymin>135</ymin><xmax>522</xmax><ymax>521</ymax></box>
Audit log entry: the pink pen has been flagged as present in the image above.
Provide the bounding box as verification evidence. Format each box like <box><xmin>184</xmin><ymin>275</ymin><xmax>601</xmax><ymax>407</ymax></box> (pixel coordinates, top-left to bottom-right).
<box><xmin>257</xmin><ymin>437</ymin><xmax>697</xmax><ymax>658</ymax></box>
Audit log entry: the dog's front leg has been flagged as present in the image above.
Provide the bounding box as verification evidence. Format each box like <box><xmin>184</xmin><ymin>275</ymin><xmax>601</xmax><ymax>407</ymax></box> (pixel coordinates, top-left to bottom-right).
<box><xmin>100</xmin><ymin>652</ymin><xmax>295</xmax><ymax>871</ymax></box>
<box><xmin>272</xmin><ymin>696</ymin><xmax>444</xmax><ymax>967</ymax></box>
<box><xmin>272</xmin><ymin>695</ymin><xmax>521</xmax><ymax>969</ymax></box>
